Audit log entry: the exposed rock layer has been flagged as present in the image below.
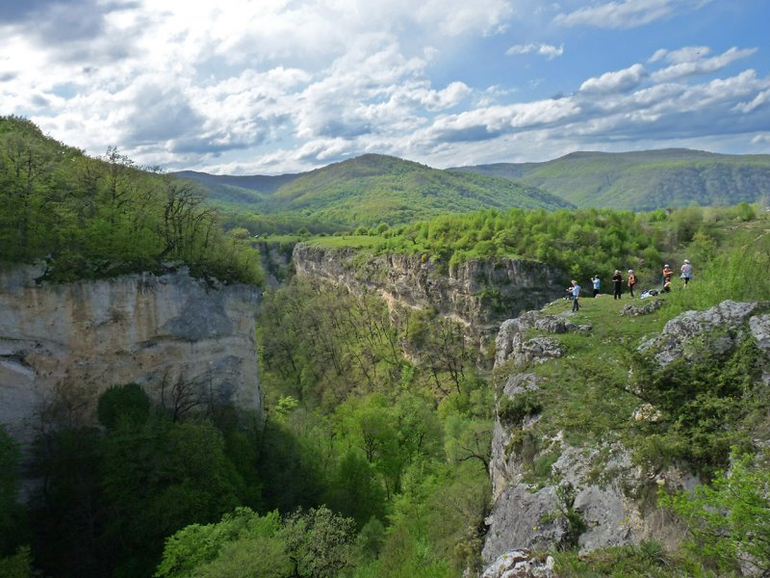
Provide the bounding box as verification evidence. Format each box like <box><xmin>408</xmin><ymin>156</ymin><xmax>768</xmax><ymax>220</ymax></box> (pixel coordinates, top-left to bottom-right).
<box><xmin>293</xmin><ymin>244</ymin><xmax>565</xmax><ymax>337</ymax></box>
<box><xmin>0</xmin><ymin>264</ymin><xmax>262</xmax><ymax>449</ymax></box>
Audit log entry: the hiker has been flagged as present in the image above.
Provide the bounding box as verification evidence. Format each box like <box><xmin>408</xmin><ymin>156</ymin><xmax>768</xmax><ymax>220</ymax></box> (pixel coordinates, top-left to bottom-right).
<box><xmin>612</xmin><ymin>270</ymin><xmax>623</xmax><ymax>300</ymax></box>
<box><xmin>571</xmin><ymin>279</ymin><xmax>581</xmax><ymax>312</ymax></box>
<box><xmin>627</xmin><ymin>269</ymin><xmax>637</xmax><ymax>298</ymax></box>
<box><xmin>662</xmin><ymin>264</ymin><xmax>673</xmax><ymax>285</ymax></box>
<box><xmin>591</xmin><ymin>275</ymin><xmax>601</xmax><ymax>297</ymax></box>
<box><xmin>680</xmin><ymin>259</ymin><xmax>693</xmax><ymax>288</ymax></box>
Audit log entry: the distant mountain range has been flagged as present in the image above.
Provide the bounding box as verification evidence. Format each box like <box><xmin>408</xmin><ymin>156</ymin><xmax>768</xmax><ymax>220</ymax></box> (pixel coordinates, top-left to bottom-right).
<box><xmin>176</xmin><ymin>149</ymin><xmax>770</xmax><ymax>226</ymax></box>
<box><xmin>174</xmin><ymin>154</ymin><xmax>572</xmax><ymax>227</ymax></box>
<box><xmin>451</xmin><ymin>149</ymin><xmax>770</xmax><ymax>210</ymax></box>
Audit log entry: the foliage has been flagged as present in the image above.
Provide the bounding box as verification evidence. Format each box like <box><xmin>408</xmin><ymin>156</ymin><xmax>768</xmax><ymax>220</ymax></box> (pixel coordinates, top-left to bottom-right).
<box><xmin>664</xmin><ymin>228</ymin><xmax>770</xmax><ymax>315</ymax></box>
<box><xmin>660</xmin><ymin>450</ymin><xmax>770</xmax><ymax>576</ymax></box>
<box><xmin>181</xmin><ymin>153</ymin><xmax>571</xmax><ymax>230</ymax></box>
<box><xmin>254</xmin><ymin>275</ymin><xmax>496</xmax><ymax>576</ymax></box>
<box><xmin>0</xmin><ymin>428</ymin><xmax>25</xmax><ymax>558</ymax></box>
<box><xmin>155</xmin><ymin>508</ymin><xmax>286</xmax><ymax>578</ymax></box>
<box><xmin>25</xmin><ymin>383</ymin><xmax>258</xmax><ymax>578</ymax></box>
<box><xmin>629</xmin><ymin>335</ymin><xmax>766</xmax><ymax>476</ymax></box>
<box><xmin>0</xmin><ymin>546</ymin><xmax>37</xmax><ymax>578</ymax></box>
<box><xmin>553</xmin><ymin>482</ymin><xmax>587</xmax><ymax>551</ymax></box>
<box><xmin>554</xmin><ymin>540</ymin><xmax>685</xmax><ymax>577</ymax></box>
<box><xmin>156</xmin><ymin>506</ymin><xmax>356</xmax><ymax>578</ymax></box>
<box><xmin>455</xmin><ymin>149</ymin><xmax>770</xmax><ymax>210</ymax></box>
<box><xmin>497</xmin><ymin>392</ymin><xmax>542</xmax><ymax>426</ymax></box>
<box><xmin>281</xmin><ymin>506</ymin><xmax>357</xmax><ymax>577</ymax></box>
<box><xmin>0</xmin><ymin>116</ymin><xmax>263</xmax><ymax>285</ymax></box>
<box><xmin>97</xmin><ymin>382</ymin><xmax>151</xmax><ymax>430</ymax></box>
<box><xmin>311</xmin><ymin>206</ymin><xmax>665</xmax><ymax>286</ymax></box>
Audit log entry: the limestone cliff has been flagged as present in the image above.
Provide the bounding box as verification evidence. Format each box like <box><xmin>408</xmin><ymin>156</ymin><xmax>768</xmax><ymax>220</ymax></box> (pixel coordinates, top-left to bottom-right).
<box><xmin>292</xmin><ymin>243</ymin><xmax>565</xmax><ymax>337</ymax></box>
<box><xmin>0</xmin><ymin>264</ymin><xmax>261</xmax><ymax>450</ymax></box>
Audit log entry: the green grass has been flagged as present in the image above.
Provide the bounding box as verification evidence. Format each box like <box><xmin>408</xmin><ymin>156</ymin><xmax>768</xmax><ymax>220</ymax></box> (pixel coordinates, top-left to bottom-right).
<box><xmin>308</xmin><ymin>235</ymin><xmax>385</xmax><ymax>249</ymax></box>
<box><xmin>553</xmin><ymin>541</ymin><xmax>700</xmax><ymax>577</ymax></box>
<box><xmin>505</xmin><ymin>293</ymin><xmax>674</xmax><ymax>453</ymax></box>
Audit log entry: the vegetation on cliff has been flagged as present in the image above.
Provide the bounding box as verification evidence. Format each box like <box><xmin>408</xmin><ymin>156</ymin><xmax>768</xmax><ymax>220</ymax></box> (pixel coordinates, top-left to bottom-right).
<box><xmin>0</xmin><ymin>116</ymin><xmax>263</xmax><ymax>285</ymax></box>
<box><xmin>493</xmin><ymin>227</ymin><xmax>770</xmax><ymax>576</ymax></box>
<box><xmin>307</xmin><ymin>201</ymin><xmax>759</xmax><ymax>291</ymax></box>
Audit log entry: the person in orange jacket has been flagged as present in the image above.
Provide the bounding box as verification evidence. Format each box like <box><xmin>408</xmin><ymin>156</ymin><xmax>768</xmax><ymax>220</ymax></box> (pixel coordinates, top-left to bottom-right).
<box><xmin>627</xmin><ymin>269</ymin><xmax>637</xmax><ymax>298</ymax></box>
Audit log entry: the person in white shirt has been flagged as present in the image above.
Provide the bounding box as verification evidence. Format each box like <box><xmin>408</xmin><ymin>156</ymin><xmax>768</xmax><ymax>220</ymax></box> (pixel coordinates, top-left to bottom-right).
<box><xmin>571</xmin><ymin>280</ymin><xmax>581</xmax><ymax>312</ymax></box>
<box><xmin>680</xmin><ymin>259</ymin><xmax>693</xmax><ymax>288</ymax></box>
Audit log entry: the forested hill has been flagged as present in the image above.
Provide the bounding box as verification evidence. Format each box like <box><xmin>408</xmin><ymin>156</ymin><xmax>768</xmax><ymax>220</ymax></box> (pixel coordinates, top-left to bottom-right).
<box><xmin>173</xmin><ymin>170</ymin><xmax>302</xmax><ymax>204</ymax></box>
<box><xmin>452</xmin><ymin>149</ymin><xmax>770</xmax><ymax>210</ymax></box>
<box><xmin>0</xmin><ymin>116</ymin><xmax>262</xmax><ymax>284</ymax></box>
<box><xmin>175</xmin><ymin>154</ymin><xmax>573</xmax><ymax>227</ymax></box>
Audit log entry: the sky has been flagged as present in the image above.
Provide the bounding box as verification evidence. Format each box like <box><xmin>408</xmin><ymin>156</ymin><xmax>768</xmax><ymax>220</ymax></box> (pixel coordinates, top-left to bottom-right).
<box><xmin>1</xmin><ymin>0</ymin><xmax>769</xmax><ymax>175</ymax></box>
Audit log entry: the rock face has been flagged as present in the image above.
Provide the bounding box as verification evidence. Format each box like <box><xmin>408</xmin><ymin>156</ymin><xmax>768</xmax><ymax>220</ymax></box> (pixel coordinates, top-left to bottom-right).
<box><xmin>486</xmin><ymin>311</ymin><xmax>671</xmax><ymax>561</ymax></box>
<box><xmin>639</xmin><ymin>300</ymin><xmax>768</xmax><ymax>367</ymax></box>
<box><xmin>483</xmin><ymin>301</ymin><xmax>770</xmax><ymax>568</ymax></box>
<box><xmin>483</xmin><ymin>300</ymin><xmax>770</xmax><ymax>572</ymax></box>
<box><xmin>0</xmin><ymin>264</ymin><xmax>262</xmax><ymax>450</ymax></box>
<box><xmin>293</xmin><ymin>244</ymin><xmax>565</xmax><ymax>337</ymax></box>
<box><xmin>494</xmin><ymin>311</ymin><xmax>580</xmax><ymax>367</ymax></box>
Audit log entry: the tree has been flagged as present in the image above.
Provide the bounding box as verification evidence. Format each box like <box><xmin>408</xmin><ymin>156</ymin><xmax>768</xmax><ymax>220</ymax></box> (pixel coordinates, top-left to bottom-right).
<box><xmin>661</xmin><ymin>450</ymin><xmax>770</xmax><ymax>576</ymax></box>
<box><xmin>97</xmin><ymin>383</ymin><xmax>151</xmax><ymax>430</ymax></box>
<box><xmin>155</xmin><ymin>508</ymin><xmax>288</xmax><ymax>578</ymax></box>
<box><xmin>100</xmin><ymin>418</ymin><xmax>245</xmax><ymax>576</ymax></box>
<box><xmin>0</xmin><ymin>428</ymin><xmax>23</xmax><ymax>556</ymax></box>
<box><xmin>156</xmin><ymin>506</ymin><xmax>356</xmax><ymax>578</ymax></box>
<box><xmin>280</xmin><ymin>506</ymin><xmax>357</xmax><ymax>578</ymax></box>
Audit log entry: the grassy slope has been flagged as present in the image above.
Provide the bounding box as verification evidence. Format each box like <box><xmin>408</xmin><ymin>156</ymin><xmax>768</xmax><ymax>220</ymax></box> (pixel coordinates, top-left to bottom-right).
<box><xmin>454</xmin><ymin>149</ymin><xmax>770</xmax><ymax>210</ymax></box>
<box><xmin>179</xmin><ymin>154</ymin><xmax>573</xmax><ymax>228</ymax></box>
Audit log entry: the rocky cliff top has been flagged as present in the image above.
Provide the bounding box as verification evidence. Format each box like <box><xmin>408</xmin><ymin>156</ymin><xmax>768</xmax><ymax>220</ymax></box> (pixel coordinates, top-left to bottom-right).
<box><xmin>483</xmin><ymin>298</ymin><xmax>770</xmax><ymax>571</ymax></box>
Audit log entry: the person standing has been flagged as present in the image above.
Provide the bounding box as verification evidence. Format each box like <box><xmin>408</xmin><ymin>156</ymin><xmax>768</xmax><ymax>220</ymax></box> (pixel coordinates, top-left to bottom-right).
<box><xmin>591</xmin><ymin>275</ymin><xmax>601</xmax><ymax>297</ymax></box>
<box><xmin>662</xmin><ymin>264</ymin><xmax>673</xmax><ymax>284</ymax></box>
<box><xmin>612</xmin><ymin>270</ymin><xmax>623</xmax><ymax>300</ymax></box>
<box><xmin>627</xmin><ymin>269</ymin><xmax>637</xmax><ymax>298</ymax></box>
<box><xmin>680</xmin><ymin>259</ymin><xmax>693</xmax><ymax>288</ymax></box>
<box><xmin>571</xmin><ymin>280</ymin><xmax>581</xmax><ymax>312</ymax></box>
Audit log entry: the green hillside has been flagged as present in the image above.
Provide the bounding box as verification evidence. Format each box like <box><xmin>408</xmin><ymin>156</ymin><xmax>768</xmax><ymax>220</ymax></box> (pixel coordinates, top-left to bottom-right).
<box><xmin>0</xmin><ymin>116</ymin><xmax>262</xmax><ymax>284</ymax></box>
<box><xmin>453</xmin><ymin>149</ymin><xmax>770</xmax><ymax>210</ymax></box>
<box><xmin>172</xmin><ymin>170</ymin><xmax>300</xmax><ymax>204</ymax></box>
<box><xmin>179</xmin><ymin>154</ymin><xmax>574</xmax><ymax>228</ymax></box>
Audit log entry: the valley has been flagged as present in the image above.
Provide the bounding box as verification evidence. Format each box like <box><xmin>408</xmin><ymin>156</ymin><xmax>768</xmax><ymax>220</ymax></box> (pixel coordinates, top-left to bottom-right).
<box><xmin>1</xmin><ymin>116</ymin><xmax>770</xmax><ymax>577</ymax></box>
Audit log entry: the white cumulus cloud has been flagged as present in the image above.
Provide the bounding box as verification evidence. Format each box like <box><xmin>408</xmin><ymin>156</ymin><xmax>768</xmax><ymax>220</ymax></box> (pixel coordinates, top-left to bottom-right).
<box><xmin>579</xmin><ymin>64</ymin><xmax>647</xmax><ymax>94</ymax></box>
<box><xmin>651</xmin><ymin>46</ymin><xmax>758</xmax><ymax>82</ymax></box>
<box><xmin>506</xmin><ymin>43</ymin><xmax>565</xmax><ymax>60</ymax></box>
<box><xmin>555</xmin><ymin>0</ymin><xmax>713</xmax><ymax>29</ymax></box>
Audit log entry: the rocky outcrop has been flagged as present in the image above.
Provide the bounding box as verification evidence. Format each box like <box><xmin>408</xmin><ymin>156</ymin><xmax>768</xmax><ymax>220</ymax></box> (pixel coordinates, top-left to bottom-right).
<box><xmin>494</xmin><ymin>311</ymin><xmax>583</xmax><ymax>367</ymax></box>
<box><xmin>639</xmin><ymin>300</ymin><xmax>768</xmax><ymax>367</ymax></box>
<box><xmin>485</xmin><ymin>309</ymin><xmax>674</xmax><ymax>562</ymax></box>
<box><xmin>483</xmin><ymin>301</ymin><xmax>770</xmax><ymax>575</ymax></box>
<box><xmin>293</xmin><ymin>243</ymin><xmax>565</xmax><ymax>337</ymax></box>
<box><xmin>483</xmin><ymin>300</ymin><xmax>770</xmax><ymax>572</ymax></box>
<box><xmin>619</xmin><ymin>299</ymin><xmax>663</xmax><ymax>317</ymax></box>
<box><xmin>0</xmin><ymin>264</ymin><xmax>262</xmax><ymax>450</ymax></box>
<box><xmin>482</xmin><ymin>550</ymin><xmax>555</xmax><ymax>578</ymax></box>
